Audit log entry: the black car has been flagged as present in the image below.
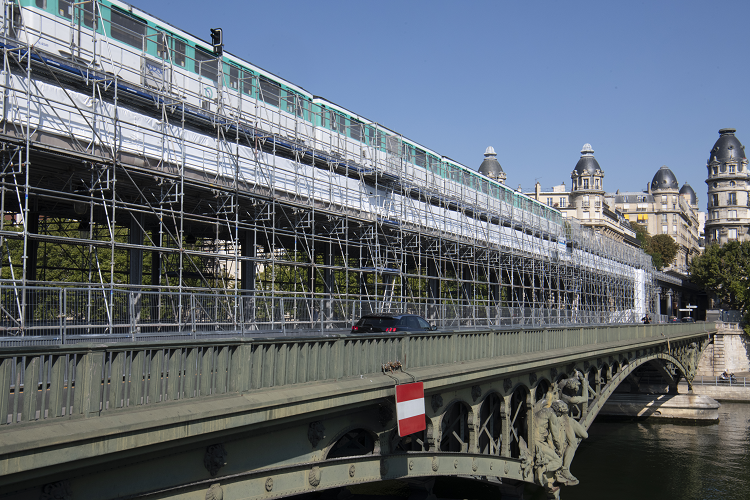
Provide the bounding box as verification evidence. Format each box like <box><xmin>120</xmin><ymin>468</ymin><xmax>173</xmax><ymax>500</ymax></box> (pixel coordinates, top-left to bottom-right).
<box><xmin>351</xmin><ymin>313</ymin><xmax>437</xmax><ymax>333</ymax></box>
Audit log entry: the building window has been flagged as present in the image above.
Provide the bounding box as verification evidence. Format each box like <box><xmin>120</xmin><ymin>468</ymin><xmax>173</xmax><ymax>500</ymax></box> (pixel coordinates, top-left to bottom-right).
<box><xmin>729</xmin><ymin>192</ymin><xmax>737</xmax><ymax>205</ymax></box>
<box><xmin>583</xmin><ymin>211</ymin><xmax>590</xmax><ymax>219</ymax></box>
<box><xmin>728</xmin><ymin>228</ymin><xmax>738</xmax><ymax>240</ymax></box>
<box><xmin>662</xmin><ymin>225</ymin><xmax>668</xmax><ymax>234</ymax></box>
<box><xmin>712</xmin><ymin>211</ymin><xmax>719</xmax><ymax>220</ymax></box>
<box><xmin>559</xmin><ymin>198</ymin><xmax>566</xmax><ymax>208</ymax></box>
<box><xmin>730</xmin><ymin>181</ymin><xmax>735</xmax><ymax>187</ymax></box>
<box><xmin>728</xmin><ymin>210</ymin><xmax>737</xmax><ymax>219</ymax></box>
<box><xmin>729</xmin><ymin>164</ymin><xmax>736</xmax><ymax>173</ymax></box>
<box><xmin>712</xmin><ymin>166</ymin><xmax>718</xmax><ymax>175</ymax></box>
<box><xmin>673</xmin><ymin>224</ymin><xmax>677</xmax><ymax>234</ymax></box>
<box><xmin>595</xmin><ymin>179</ymin><xmax>600</xmax><ymax>189</ymax></box>
<box><xmin>712</xmin><ymin>194</ymin><xmax>719</xmax><ymax>206</ymax></box>
<box><xmin>546</xmin><ymin>197</ymin><xmax>553</xmax><ymax>206</ymax></box>
<box><xmin>661</xmin><ymin>214</ymin><xmax>668</xmax><ymax>223</ymax></box>
<box><xmin>661</xmin><ymin>195</ymin><xmax>667</xmax><ymax>204</ymax></box>
<box><xmin>583</xmin><ymin>178</ymin><xmax>589</xmax><ymax>189</ymax></box>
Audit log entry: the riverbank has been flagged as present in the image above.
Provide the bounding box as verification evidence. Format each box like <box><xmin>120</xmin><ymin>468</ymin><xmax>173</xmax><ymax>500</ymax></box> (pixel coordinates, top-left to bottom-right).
<box><xmin>679</xmin><ymin>378</ymin><xmax>750</xmax><ymax>401</ymax></box>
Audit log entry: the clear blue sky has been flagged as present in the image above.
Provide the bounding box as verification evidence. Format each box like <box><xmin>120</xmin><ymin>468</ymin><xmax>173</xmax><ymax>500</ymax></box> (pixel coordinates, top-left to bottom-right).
<box><xmin>136</xmin><ymin>0</ymin><xmax>750</xmax><ymax>209</ymax></box>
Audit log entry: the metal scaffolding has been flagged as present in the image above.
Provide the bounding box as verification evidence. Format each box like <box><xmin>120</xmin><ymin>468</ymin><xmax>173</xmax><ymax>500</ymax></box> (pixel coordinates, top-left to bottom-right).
<box><xmin>0</xmin><ymin>1</ymin><xmax>656</xmax><ymax>343</ymax></box>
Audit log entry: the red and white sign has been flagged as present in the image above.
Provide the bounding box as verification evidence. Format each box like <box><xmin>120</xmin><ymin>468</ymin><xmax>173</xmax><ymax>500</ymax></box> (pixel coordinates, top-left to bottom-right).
<box><xmin>395</xmin><ymin>382</ymin><xmax>426</xmax><ymax>437</ymax></box>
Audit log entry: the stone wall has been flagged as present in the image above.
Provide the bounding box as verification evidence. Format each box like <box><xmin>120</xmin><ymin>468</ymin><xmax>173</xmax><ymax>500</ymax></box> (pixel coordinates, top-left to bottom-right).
<box><xmin>697</xmin><ymin>323</ymin><xmax>750</xmax><ymax>376</ymax></box>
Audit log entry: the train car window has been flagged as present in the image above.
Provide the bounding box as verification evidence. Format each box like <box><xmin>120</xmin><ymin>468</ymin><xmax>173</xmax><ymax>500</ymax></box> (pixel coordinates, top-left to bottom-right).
<box><xmin>110</xmin><ymin>9</ymin><xmax>146</xmax><ymax>50</ymax></box>
<box><xmin>350</xmin><ymin>120</ymin><xmax>361</xmax><ymax>142</ymax></box>
<box><xmin>194</xmin><ymin>47</ymin><xmax>217</xmax><ymax>81</ymax></box>
<box><xmin>386</xmin><ymin>135</ymin><xmax>399</xmax><ymax>155</ymax></box>
<box><xmin>82</xmin><ymin>1</ymin><xmax>97</xmax><ymax>28</ymax></box>
<box><xmin>402</xmin><ymin>144</ymin><xmax>412</xmax><ymax>162</ymax></box>
<box><xmin>173</xmin><ymin>39</ymin><xmax>186</xmax><ymax>67</ymax></box>
<box><xmin>229</xmin><ymin>65</ymin><xmax>240</xmax><ymax>90</ymax></box>
<box><xmin>337</xmin><ymin>113</ymin><xmax>346</xmax><ymax>134</ymax></box>
<box><xmin>59</xmin><ymin>0</ymin><xmax>72</xmax><ymax>18</ymax></box>
<box><xmin>259</xmin><ymin>77</ymin><xmax>280</xmax><ymax>107</ymax></box>
<box><xmin>241</xmin><ymin>73</ymin><xmax>255</xmax><ymax>96</ymax></box>
<box><xmin>415</xmin><ymin>149</ymin><xmax>426</xmax><ymax>167</ymax></box>
<box><xmin>35</xmin><ymin>0</ymin><xmax>47</xmax><ymax>9</ymax></box>
<box><xmin>329</xmin><ymin>111</ymin><xmax>338</xmax><ymax>131</ymax></box>
<box><xmin>296</xmin><ymin>98</ymin><xmax>308</xmax><ymax>118</ymax></box>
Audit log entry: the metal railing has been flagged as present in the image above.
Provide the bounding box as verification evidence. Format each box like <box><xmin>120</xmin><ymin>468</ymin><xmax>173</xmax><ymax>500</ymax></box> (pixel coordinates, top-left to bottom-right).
<box><xmin>0</xmin><ymin>322</ymin><xmax>711</xmax><ymax>426</ymax></box>
<box><xmin>0</xmin><ymin>286</ymin><xmax>656</xmax><ymax>346</ymax></box>
<box><xmin>692</xmin><ymin>376</ymin><xmax>749</xmax><ymax>387</ymax></box>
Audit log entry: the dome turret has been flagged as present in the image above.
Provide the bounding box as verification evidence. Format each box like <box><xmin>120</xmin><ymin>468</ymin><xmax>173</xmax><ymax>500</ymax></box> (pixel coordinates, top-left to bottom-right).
<box><xmin>573</xmin><ymin>143</ymin><xmax>601</xmax><ymax>175</ymax></box>
<box><xmin>679</xmin><ymin>183</ymin><xmax>697</xmax><ymax>206</ymax></box>
<box><xmin>708</xmin><ymin>128</ymin><xmax>746</xmax><ymax>164</ymax></box>
<box><xmin>651</xmin><ymin>165</ymin><xmax>679</xmax><ymax>191</ymax></box>
<box><xmin>478</xmin><ymin>146</ymin><xmax>506</xmax><ymax>183</ymax></box>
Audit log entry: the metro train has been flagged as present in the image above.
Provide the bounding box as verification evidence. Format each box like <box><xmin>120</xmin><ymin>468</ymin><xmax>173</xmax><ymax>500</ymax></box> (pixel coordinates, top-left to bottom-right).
<box><xmin>4</xmin><ymin>0</ymin><xmax>565</xmax><ymax>237</ymax></box>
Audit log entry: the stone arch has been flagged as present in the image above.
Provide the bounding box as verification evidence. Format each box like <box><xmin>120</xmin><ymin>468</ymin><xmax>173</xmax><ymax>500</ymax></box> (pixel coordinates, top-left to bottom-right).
<box><xmin>508</xmin><ymin>385</ymin><xmax>530</xmax><ymax>459</ymax></box>
<box><xmin>439</xmin><ymin>400</ymin><xmax>472</xmax><ymax>452</ymax></box>
<box><xmin>478</xmin><ymin>392</ymin><xmax>503</xmax><ymax>456</ymax></box>
<box><xmin>326</xmin><ymin>427</ymin><xmax>377</xmax><ymax>459</ymax></box>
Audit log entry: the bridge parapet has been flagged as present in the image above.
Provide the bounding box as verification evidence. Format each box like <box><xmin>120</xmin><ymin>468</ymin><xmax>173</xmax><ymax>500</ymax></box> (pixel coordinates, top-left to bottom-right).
<box><xmin>0</xmin><ymin>323</ymin><xmax>710</xmax><ymax>427</ymax></box>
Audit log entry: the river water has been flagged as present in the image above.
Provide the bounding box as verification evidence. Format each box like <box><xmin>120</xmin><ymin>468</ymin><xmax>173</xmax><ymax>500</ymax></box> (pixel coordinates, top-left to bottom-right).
<box><xmin>565</xmin><ymin>401</ymin><xmax>750</xmax><ymax>500</ymax></box>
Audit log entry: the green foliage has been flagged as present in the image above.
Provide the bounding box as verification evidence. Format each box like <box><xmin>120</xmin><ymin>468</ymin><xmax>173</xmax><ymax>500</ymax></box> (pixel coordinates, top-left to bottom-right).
<box><xmin>649</xmin><ymin>234</ymin><xmax>679</xmax><ymax>269</ymax></box>
<box><xmin>630</xmin><ymin>223</ymin><xmax>677</xmax><ymax>270</ymax></box>
<box><xmin>690</xmin><ymin>241</ymin><xmax>750</xmax><ymax>332</ymax></box>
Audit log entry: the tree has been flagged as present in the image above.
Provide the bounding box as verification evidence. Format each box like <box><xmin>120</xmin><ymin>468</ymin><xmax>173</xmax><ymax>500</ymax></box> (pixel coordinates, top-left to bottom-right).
<box><xmin>649</xmin><ymin>234</ymin><xmax>679</xmax><ymax>270</ymax></box>
<box><xmin>690</xmin><ymin>241</ymin><xmax>750</xmax><ymax>332</ymax></box>
<box><xmin>631</xmin><ymin>223</ymin><xmax>678</xmax><ymax>270</ymax></box>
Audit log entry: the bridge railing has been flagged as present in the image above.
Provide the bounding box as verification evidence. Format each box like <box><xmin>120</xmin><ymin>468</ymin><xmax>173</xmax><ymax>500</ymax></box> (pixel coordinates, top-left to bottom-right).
<box><xmin>0</xmin><ymin>322</ymin><xmax>711</xmax><ymax>426</ymax></box>
<box><xmin>0</xmin><ymin>286</ymin><xmax>646</xmax><ymax>346</ymax></box>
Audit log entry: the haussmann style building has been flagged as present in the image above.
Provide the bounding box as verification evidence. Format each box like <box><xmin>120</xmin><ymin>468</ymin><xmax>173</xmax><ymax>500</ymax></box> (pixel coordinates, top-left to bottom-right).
<box><xmin>705</xmin><ymin>128</ymin><xmax>750</xmax><ymax>245</ymax></box>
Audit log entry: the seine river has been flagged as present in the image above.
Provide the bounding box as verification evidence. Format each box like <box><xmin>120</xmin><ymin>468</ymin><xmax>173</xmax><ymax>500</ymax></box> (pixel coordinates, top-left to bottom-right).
<box><xmin>565</xmin><ymin>401</ymin><xmax>750</xmax><ymax>500</ymax></box>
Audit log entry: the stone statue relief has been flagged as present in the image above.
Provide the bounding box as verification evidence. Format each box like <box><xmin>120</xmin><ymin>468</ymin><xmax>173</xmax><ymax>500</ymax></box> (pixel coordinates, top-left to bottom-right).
<box><xmin>525</xmin><ymin>371</ymin><xmax>590</xmax><ymax>496</ymax></box>
<box><xmin>529</xmin><ymin>398</ymin><xmax>589</xmax><ymax>496</ymax></box>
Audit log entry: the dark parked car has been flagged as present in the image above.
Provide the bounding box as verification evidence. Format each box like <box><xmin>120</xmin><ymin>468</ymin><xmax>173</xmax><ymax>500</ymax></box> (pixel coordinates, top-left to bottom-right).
<box><xmin>669</xmin><ymin>316</ymin><xmax>680</xmax><ymax>323</ymax></box>
<box><xmin>351</xmin><ymin>313</ymin><xmax>437</xmax><ymax>333</ymax></box>
<box><xmin>681</xmin><ymin>317</ymin><xmax>695</xmax><ymax>323</ymax></box>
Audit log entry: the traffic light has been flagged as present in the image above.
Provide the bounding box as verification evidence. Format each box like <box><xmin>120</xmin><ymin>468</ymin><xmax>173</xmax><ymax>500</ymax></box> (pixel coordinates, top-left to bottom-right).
<box><xmin>210</xmin><ymin>28</ymin><xmax>223</xmax><ymax>56</ymax></box>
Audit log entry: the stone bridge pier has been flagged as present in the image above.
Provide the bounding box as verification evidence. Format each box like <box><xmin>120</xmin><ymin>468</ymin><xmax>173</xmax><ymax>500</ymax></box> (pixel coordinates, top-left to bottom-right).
<box><xmin>0</xmin><ymin>325</ymin><xmax>712</xmax><ymax>500</ymax></box>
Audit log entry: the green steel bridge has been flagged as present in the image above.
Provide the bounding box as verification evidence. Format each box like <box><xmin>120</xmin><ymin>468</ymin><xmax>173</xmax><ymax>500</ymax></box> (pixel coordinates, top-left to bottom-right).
<box><xmin>0</xmin><ymin>322</ymin><xmax>712</xmax><ymax>500</ymax></box>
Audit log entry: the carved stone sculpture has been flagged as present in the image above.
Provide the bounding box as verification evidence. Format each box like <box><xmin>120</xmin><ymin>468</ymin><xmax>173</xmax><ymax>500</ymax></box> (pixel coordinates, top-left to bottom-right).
<box><xmin>204</xmin><ymin>444</ymin><xmax>228</xmax><ymax>477</ymax></box>
<box><xmin>308</xmin><ymin>421</ymin><xmax>325</xmax><ymax>448</ymax></box>
<box><xmin>205</xmin><ymin>483</ymin><xmax>223</xmax><ymax>500</ymax></box>
<box><xmin>530</xmin><ymin>399</ymin><xmax>588</xmax><ymax>492</ymax></box>
<box><xmin>431</xmin><ymin>394</ymin><xmax>443</xmax><ymax>413</ymax></box>
<box><xmin>40</xmin><ymin>481</ymin><xmax>72</xmax><ymax>500</ymax></box>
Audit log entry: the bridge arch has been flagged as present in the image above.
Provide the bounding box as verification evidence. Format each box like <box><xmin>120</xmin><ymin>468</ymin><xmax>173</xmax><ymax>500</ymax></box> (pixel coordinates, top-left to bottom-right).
<box><xmin>582</xmin><ymin>349</ymin><xmax>699</xmax><ymax>427</ymax></box>
<box><xmin>508</xmin><ymin>384</ymin><xmax>531</xmax><ymax>459</ymax></box>
<box><xmin>325</xmin><ymin>427</ymin><xmax>379</xmax><ymax>460</ymax></box>
<box><xmin>477</xmin><ymin>391</ymin><xmax>504</xmax><ymax>456</ymax></box>
<box><xmin>438</xmin><ymin>399</ymin><xmax>473</xmax><ymax>452</ymax></box>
